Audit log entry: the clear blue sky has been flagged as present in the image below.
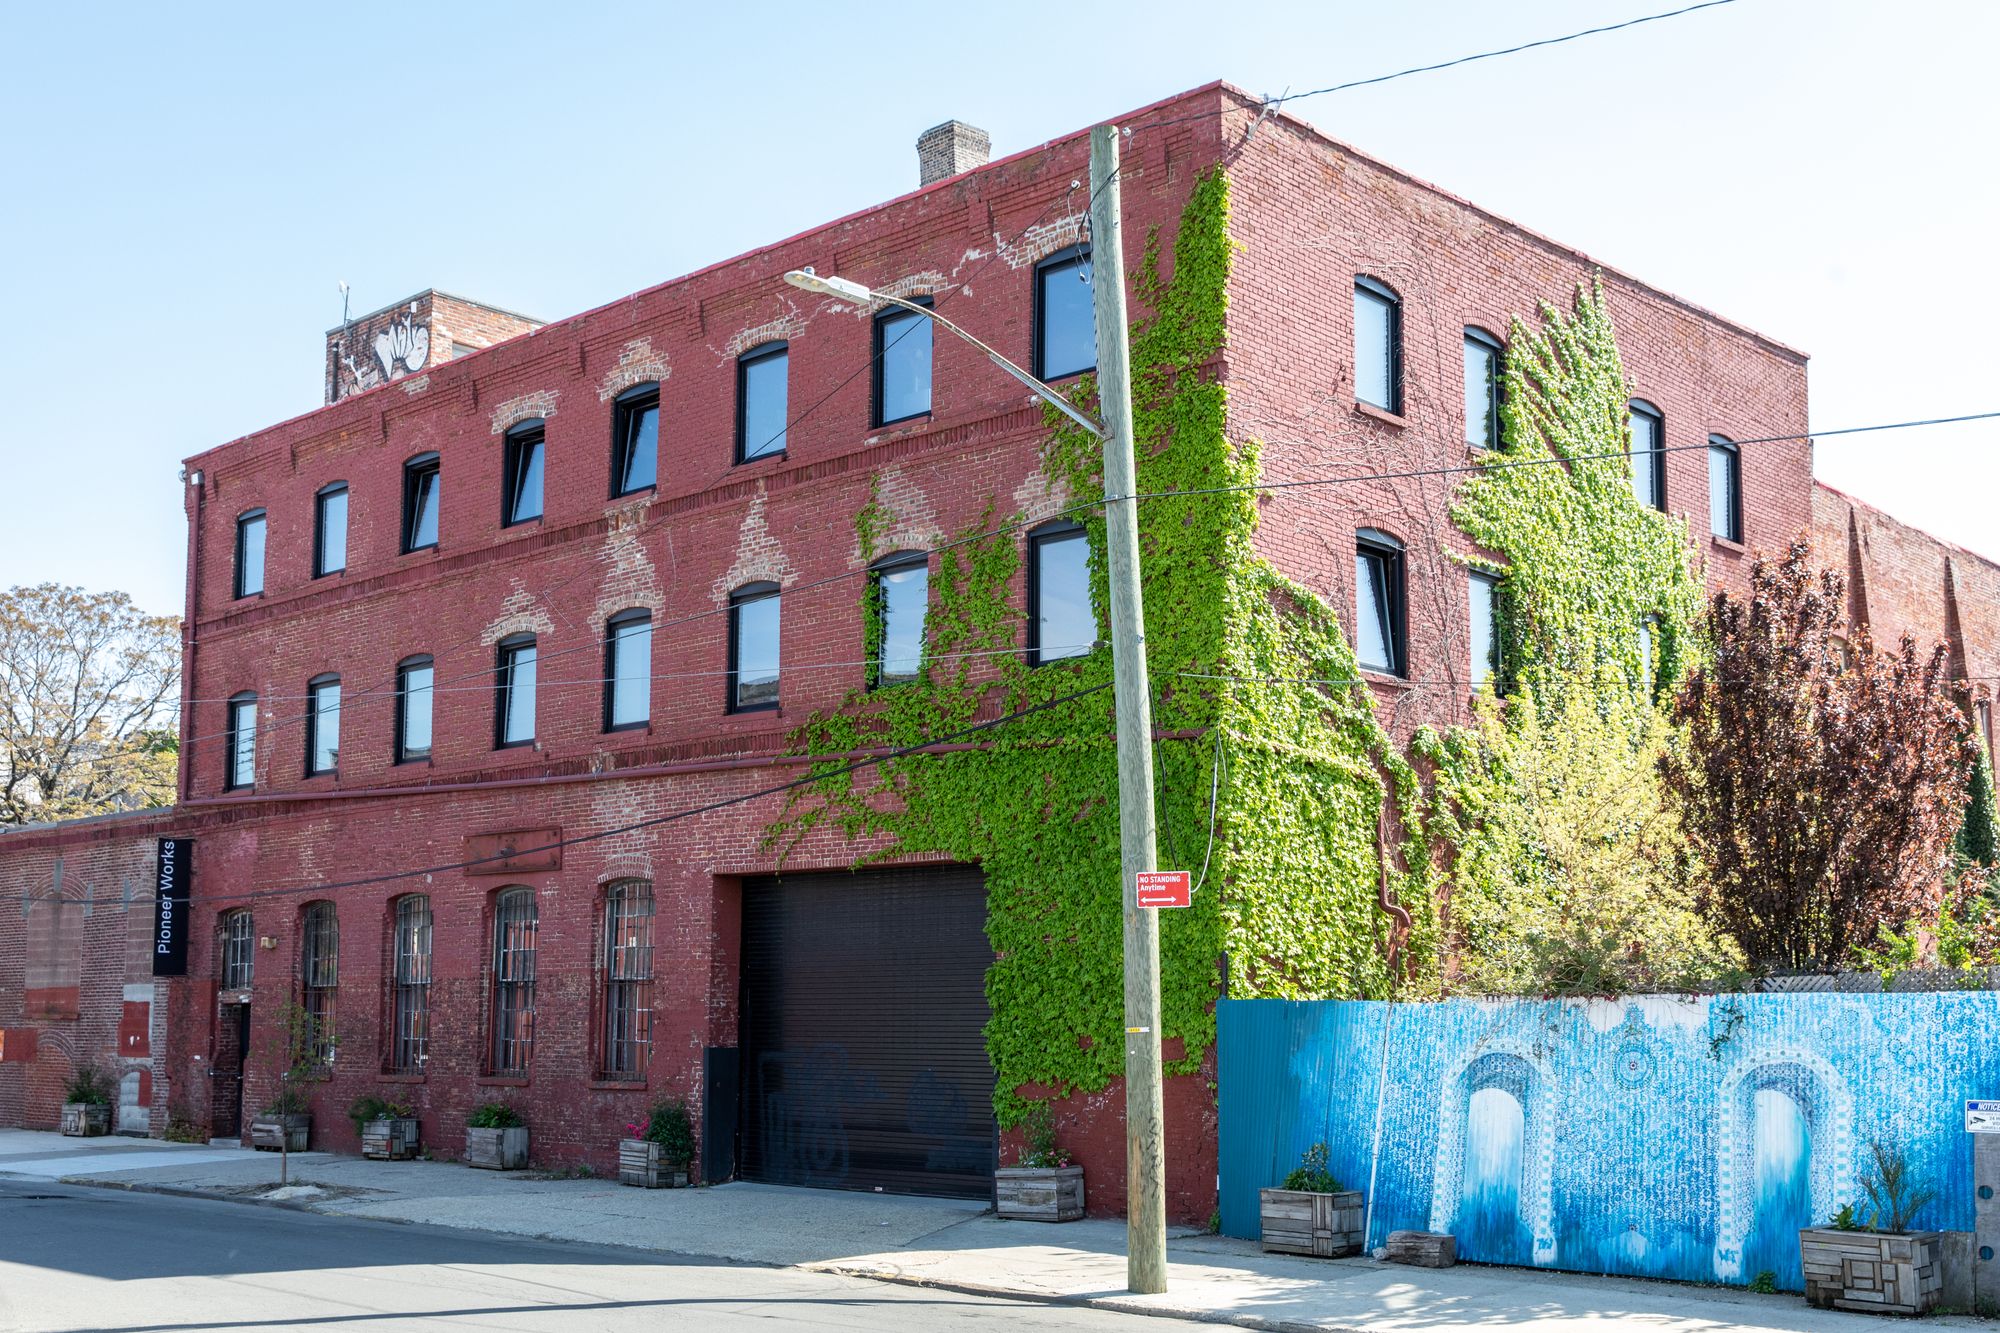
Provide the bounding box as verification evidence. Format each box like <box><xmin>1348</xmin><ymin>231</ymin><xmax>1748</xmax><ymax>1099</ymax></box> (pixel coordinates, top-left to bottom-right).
<box><xmin>3</xmin><ymin>0</ymin><xmax>1993</xmax><ymax>617</ymax></box>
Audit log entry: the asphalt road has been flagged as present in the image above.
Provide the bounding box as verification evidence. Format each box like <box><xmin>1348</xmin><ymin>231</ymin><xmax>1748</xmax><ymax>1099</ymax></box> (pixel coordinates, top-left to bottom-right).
<box><xmin>0</xmin><ymin>1180</ymin><xmax>1177</xmax><ymax>1332</ymax></box>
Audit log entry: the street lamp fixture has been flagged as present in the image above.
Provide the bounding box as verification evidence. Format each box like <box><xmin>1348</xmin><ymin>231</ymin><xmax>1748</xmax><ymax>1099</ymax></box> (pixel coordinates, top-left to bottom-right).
<box><xmin>782</xmin><ymin>267</ymin><xmax>1105</xmax><ymax>439</ymax></box>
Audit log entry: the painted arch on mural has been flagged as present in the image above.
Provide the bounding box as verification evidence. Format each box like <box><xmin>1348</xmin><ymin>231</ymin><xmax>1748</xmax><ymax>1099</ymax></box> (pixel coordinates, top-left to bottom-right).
<box><xmin>1428</xmin><ymin>1042</ymin><xmax>1558</xmax><ymax>1265</ymax></box>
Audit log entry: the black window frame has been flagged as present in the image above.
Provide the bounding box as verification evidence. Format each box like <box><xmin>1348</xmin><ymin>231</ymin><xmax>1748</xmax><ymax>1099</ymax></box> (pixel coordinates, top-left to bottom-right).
<box><xmin>1355</xmin><ymin>529</ymin><xmax>1408</xmax><ymax>677</ymax></box>
<box><xmin>1027</xmin><ymin>520</ymin><xmax>1094</xmax><ymax>666</ymax></box>
<box><xmin>1463</xmin><ymin>327</ymin><xmax>1504</xmax><ymax>450</ymax></box>
<box><xmin>394</xmin><ymin>654</ymin><xmax>434</xmax><ymax>764</ymax></box>
<box><xmin>1353</xmin><ymin>276</ymin><xmax>1403</xmax><ymax>415</ymax></box>
<box><xmin>221</xmin><ymin>909</ymin><xmax>255</xmax><ymax>990</ymax></box>
<box><xmin>1628</xmin><ymin>400</ymin><xmax>1667</xmax><ymax>512</ymax></box>
<box><xmin>727</xmin><ymin>582</ymin><xmax>782</xmax><ymax>713</ymax></box>
<box><xmin>233</xmin><ymin>508</ymin><xmax>267</xmax><ymax>599</ymax></box>
<box><xmin>868</xmin><ymin>551</ymin><xmax>930</xmax><ymax>690</ymax></box>
<box><xmin>600</xmin><ymin>880</ymin><xmax>654</xmax><ymax>1080</ymax></box>
<box><xmin>304</xmin><ymin>672</ymin><xmax>341</xmax><ymax>777</ymax></box>
<box><xmin>501</xmin><ymin>420</ymin><xmax>546</xmax><ymax>528</ymax></box>
<box><xmin>603</xmin><ymin>609</ymin><xmax>653</xmax><ymax>732</ymax></box>
<box><xmin>494</xmin><ymin>634</ymin><xmax>538</xmax><ymax>750</ymax></box>
<box><xmin>610</xmin><ymin>382</ymin><xmax>661</xmax><ymax>498</ymax></box>
<box><xmin>300</xmin><ymin>900</ymin><xmax>338</xmax><ymax>1066</ymax></box>
<box><xmin>225</xmin><ymin>691</ymin><xmax>257</xmax><ymax>791</ymax></box>
<box><xmin>734</xmin><ymin>341</ymin><xmax>789</xmax><ymax>465</ymax></box>
<box><xmin>1468</xmin><ymin>569</ymin><xmax>1503</xmax><ymax>693</ymax></box>
<box><xmin>402</xmin><ymin>452</ymin><xmax>441</xmax><ymax>553</ymax></box>
<box><xmin>872</xmin><ymin>298</ymin><xmax>935</xmax><ymax>427</ymax></box>
<box><xmin>1708</xmin><ymin>434</ymin><xmax>1743</xmax><ymax>542</ymax></box>
<box><xmin>1032</xmin><ymin>244</ymin><xmax>1095</xmax><ymax>382</ymax></box>
<box><xmin>389</xmin><ymin>894</ymin><xmax>432</xmax><ymax>1074</ymax></box>
<box><xmin>311</xmin><ymin>483</ymin><xmax>348</xmax><ymax>578</ymax></box>
<box><xmin>489</xmin><ymin>886</ymin><xmax>537</xmax><ymax>1077</ymax></box>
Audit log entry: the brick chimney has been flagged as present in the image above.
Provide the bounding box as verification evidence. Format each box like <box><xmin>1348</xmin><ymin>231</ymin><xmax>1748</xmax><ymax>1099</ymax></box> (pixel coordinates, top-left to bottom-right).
<box><xmin>917</xmin><ymin>120</ymin><xmax>991</xmax><ymax>187</ymax></box>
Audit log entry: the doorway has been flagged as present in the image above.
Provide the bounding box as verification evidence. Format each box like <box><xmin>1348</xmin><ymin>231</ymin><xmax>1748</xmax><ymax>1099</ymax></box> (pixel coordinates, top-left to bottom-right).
<box><xmin>211</xmin><ymin>1001</ymin><xmax>249</xmax><ymax>1138</ymax></box>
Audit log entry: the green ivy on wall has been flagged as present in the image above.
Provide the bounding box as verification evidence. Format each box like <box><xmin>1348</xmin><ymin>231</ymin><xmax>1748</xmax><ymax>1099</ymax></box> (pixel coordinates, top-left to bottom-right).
<box><xmin>767</xmin><ymin>169</ymin><xmax>1425</xmax><ymax>1125</ymax></box>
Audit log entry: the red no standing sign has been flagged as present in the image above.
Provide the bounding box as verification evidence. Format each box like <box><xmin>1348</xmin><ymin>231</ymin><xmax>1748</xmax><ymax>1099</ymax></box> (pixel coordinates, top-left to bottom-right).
<box><xmin>1136</xmin><ymin>870</ymin><xmax>1192</xmax><ymax>909</ymax></box>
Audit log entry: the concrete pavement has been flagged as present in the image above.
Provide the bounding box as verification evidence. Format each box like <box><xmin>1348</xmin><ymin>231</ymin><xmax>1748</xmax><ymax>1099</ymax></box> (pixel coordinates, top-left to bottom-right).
<box><xmin>3</xmin><ymin>1129</ymin><xmax>1982</xmax><ymax>1331</ymax></box>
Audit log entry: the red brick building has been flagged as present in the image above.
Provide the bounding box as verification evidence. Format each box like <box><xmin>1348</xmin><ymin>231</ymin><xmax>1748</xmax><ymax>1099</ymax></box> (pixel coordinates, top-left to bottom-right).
<box><xmin>4</xmin><ymin>81</ymin><xmax>1933</xmax><ymax>1219</ymax></box>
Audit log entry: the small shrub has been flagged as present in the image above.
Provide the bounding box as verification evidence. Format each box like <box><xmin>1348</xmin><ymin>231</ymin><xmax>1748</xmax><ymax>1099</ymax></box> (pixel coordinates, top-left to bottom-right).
<box><xmin>467</xmin><ymin>1101</ymin><xmax>525</xmax><ymax>1130</ymax></box>
<box><xmin>1281</xmin><ymin>1142</ymin><xmax>1341</xmax><ymax>1194</ymax></box>
<box><xmin>1860</xmin><ymin>1140</ymin><xmax>1936</xmax><ymax>1234</ymax></box>
<box><xmin>263</xmin><ymin>1085</ymin><xmax>309</xmax><ymax>1116</ymax></box>
<box><xmin>1829</xmin><ymin>1202</ymin><xmax>1861</xmax><ymax>1231</ymax></box>
<box><xmin>1748</xmin><ymin>1271</ymin><xmax>1778</xmax><ymax>1294</ymax></box>
<box><xmin>638</xmin><ymin>1098</ymin><xmax>694</xmax><ymax>1163</ymax></box>
<box><xmin>163</xmin><ymin>1102</ymin><xmax>207</xmax><ymax>1143</ymax></box>
<box><xmin>346</xmin><ymin>1093</ymin><xmax>415</xmax><ymax>1133</ymax></box>
<box><xmin>1016</xmin><ymin>1101</ymin><xmax>1074</xmax><ymax>1169</ymax></box>
<box><xmin>63</xmin><ymin>1063</ymin><xmax>113</xmax><ymax>1106</ymax></box>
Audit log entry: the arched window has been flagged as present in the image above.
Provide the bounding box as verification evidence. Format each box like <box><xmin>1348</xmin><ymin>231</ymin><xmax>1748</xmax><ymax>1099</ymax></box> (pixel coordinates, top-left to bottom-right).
<box><xmin>874</xmin><ymin>300</ymin><xmax>934</xmax><ymax>425</ymax></box>
<box><xmin>221</xmin><ymin>909</ymin><xmax>254</xmax><ymax>990</ymax></box>
<box><xmin>601</xmin><ymin>881</ymin><xmax>654</xmax><ymax>1079</ymax></box>
<box><xmin>300</xmin><ymin>902</ymin><xmax>338</xmax><ymax>1065</ymax></box>
<box><xmin>402</xmin><ymin>452</ymin><xmax>441</xmax><ymax>552</ymax></box>
<box><xmin>490</xmin><ymin>888</ymin><xmax>538</xmax><ymax>1076</ymax></box>
<box><xmin>502</xmin><ymin>420</ymin><xmax>545</xmax><ymax>526</ymax></box>
<box><xmin>1034</xmin><ymin>244</ymin><xmax>1095</xmax><ymax>381</ymax></box>
<box><xmin>1354</xmin><ymin>276</ymin><xmax>1402</xmax><ymax>414</ymax></box>
<box><xmin>604</xmin><ymin>610</ymin><xmax>652</xmax><ymax>730</ymax></box>
<box><xmin>225</xmin><ymin>692</ymin><xmax>257</xmax><ymax>791</ymax></box>
<box><xmin>611</xmin><ymin>383</ymin><xmax>660</xmax><ymax>496</ymax></box>
<box><xmin>1708</xmin><ymin>435</ymin><xmax>1743</xmax><ymax>542</ymax></box>
<box><xmin>314</xmin><ymin>482</ymin><xmax>348</xmax><ymax>577</ymax></box>
<box><xmin>1355</xmin><ymin>528</ymin><xmax>1407</xmax><ymax>676</ymax></box>
<box><xmin>234</xmin><ymin>508</ymin><xmax>267</xmax><ymax>598</ymax></box>
<box><xmin>1027</xmin><ymin>522</ymin><xmax>1093</xmax><ymax>665</ymax></box>
<box><xmin>728</xmin><ymin>583</ymin><xmax>781</xmax><ymax>711</ymax></box>
<box><xmin>395</xmin><ymin>655</ymin><xmax>434</xmax><ymax>762</ymax></box>
<box><xmin>495</xmin><ymin>634</ymin><xmax>537</xmax><ymax>747</ymax></box>
<box><xmin>736</xmin><ymin>343</ymin><xmax>789</xmax><ymax>463</ymax></box>
<box><xmin>1463</xmin><ymin>328</ymin><xmax>1503</xmax><ymax>449</ymax></box>
<box><xmin>869</xmin><ymin>551</ymin><xmax>929</xmax><ymax>689</ymax></box>
<box><xmin>306</xmin><ymin>673</ymin><xmax>341</xmax><ymax>776</ymax></box>
<box><xmin>1628</xmin><ymin>400</ymin><xmax>1666</xmax><ymax>511</ymax></box>
<box><xmin>389</xmin><ymin>895</ymin><xmax>432</xmax><ymax>1073</ymax></box>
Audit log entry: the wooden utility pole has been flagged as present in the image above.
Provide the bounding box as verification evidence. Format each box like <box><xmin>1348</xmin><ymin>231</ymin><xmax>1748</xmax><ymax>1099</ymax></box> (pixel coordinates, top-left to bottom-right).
<box><xmin>1089</xmin><ymin>121</ymin><xmax>1167</xmax><ymax>1296</ymax></box>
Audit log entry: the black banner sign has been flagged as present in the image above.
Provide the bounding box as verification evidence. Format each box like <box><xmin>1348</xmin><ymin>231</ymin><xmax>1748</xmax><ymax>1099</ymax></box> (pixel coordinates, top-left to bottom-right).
<box><xmin>152</xmin><ymin>837</ymin><xmax>192</xmax><ymax>977</ymax></box>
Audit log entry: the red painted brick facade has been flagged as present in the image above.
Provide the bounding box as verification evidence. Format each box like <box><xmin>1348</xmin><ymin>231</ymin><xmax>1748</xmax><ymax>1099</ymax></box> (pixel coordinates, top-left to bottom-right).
<box><xmin>0</xmin><ymin>81</ymin><xmax>1886</xmax><ymax>1222</ymax></box>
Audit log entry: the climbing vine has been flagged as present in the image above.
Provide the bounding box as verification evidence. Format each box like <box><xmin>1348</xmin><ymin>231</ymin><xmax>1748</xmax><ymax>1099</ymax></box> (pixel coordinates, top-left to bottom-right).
<box><xmin>767</xmin><ymin>170</ymin><xmax>1425</xmax><ymax>1125</ymax></box>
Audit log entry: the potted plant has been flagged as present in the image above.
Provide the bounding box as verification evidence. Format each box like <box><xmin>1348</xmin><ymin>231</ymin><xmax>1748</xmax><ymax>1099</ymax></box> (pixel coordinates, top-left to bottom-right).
<box><xmin>619</xmin><ymin>1098</ymin><xmax>693</xmax><ymax>1187</ymax></box>
<box><xmin>1260</xmin><ymin>1141</ymin><xmax>1366</xmax><ymax>1258</ymax></box>
<box><xmin>351</xmin><ymin>1093</ymin><xmax>421</xmax><ymax>1160</ymax></box>
<box><xmin>1799</xmin><ymin>1141</ymin><xmax>1943</xmax><ymax>1315</ymax></box>
<box><xmin>249</xmin><ymin>1084</ymin><xmax>311</xmax><ymax>1153</ymax></box>
<box><xmin>59</xmin><ymin>1063</ymin><xmax>114</xmax><ymax>1137</ymax></box>
<box><xmin>996</xmin><ymin>1101</ymin><xmax>1084</xmax><ymax>1222</ymax></box>
<box><xmin>465</xmin><ymin>1101</ymin><xmax>529</xmax><ymax>1170</ymax></box>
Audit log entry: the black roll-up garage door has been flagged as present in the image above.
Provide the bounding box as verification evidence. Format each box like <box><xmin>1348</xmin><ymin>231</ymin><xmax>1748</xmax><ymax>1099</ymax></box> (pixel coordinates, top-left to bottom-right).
<box><xmin>738</xmin><ymin>866</ymin><xmax>995</xmax><ymax>1199</ymax></box>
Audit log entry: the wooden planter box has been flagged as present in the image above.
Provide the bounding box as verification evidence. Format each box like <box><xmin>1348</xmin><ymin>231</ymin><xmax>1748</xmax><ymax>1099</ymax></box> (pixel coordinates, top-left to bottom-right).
<box><xmin>60</xmin><ymin>1102</ymin><xmax>112</xmax><ymax>1137</ymax></box>
<box><xmin>1260</xmin><ymin>1187</ymin><xmax>1366</xmax><ymax>1258</ymax></box>
<box><xmin>996</xmin><ymin>1164</ymin><xmax>1085</xmax><ymax>1222</ymax></box>
<box><xmin>465</xmin><ymin>1125</ymin><xmax>529</xmax><ymax>1170</ymax></box>
<box><xmin>249</xmin><ymin>1113</ymin><xmax>310</xmax><ymax>1152</ymax></box>
<box><xmin>361</xmin><ymin>1116</ymin><xmax>421</xmax><ymax>1161</ymax></box>
<box><xmin>1800</xmin><ymin>1227</ymin><xmax>1943</xmax><ymax>1315</ymax></box>
<box><xmin>618</xmin><ymin>1137</ymin><xmax>688</xmax><ymax>1188</ymax></box>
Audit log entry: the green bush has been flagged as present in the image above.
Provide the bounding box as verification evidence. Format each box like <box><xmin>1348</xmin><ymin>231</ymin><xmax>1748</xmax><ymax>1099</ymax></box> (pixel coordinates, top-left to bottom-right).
<box><xmin>640</xmin><ymin>1099</ymin><xmax>694</xmax><ymax>1163</ymax></box>
<box><xmin>467</xmin><ymin>1101</ymin><xmax>525</xmax><ymax>1130</ymax></box>
<box><xmin>1281</xmin><ymin>1142</ymin><xmax>1341</xmax><ymax>1194</ymax></box>
<box><xmin>1015</xmin><ymin>1101</ymin><xmax>1073</xmax><ymax>1169</ymax></box>
<box><xmin>62</xmin><ymin>1063</ymin><xmax>113</xmax><ymax>1106</ymax></box>
<box><xmin>346</xmin><ymin>1093</ymin><xmax>415</xmax><ymax>1133</ymax></box>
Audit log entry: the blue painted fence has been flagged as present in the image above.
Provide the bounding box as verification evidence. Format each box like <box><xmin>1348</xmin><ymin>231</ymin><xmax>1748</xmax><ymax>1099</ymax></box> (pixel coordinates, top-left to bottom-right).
<box><xmin>1218</xmin><ymin>992</ymin><xmax>1999</xmax><ymax>1290</ymax></box>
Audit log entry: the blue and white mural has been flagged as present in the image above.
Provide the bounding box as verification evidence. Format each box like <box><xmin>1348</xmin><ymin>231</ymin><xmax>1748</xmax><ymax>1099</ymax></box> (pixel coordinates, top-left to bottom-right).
<box><xmin>1217</xmin><ymin>992</ymin><xmax>1998</xmax><ymax>1291</ymax></box>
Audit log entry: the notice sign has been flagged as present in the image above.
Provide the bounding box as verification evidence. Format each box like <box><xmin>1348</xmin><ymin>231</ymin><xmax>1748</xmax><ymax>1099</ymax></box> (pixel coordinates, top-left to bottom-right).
<box><xmin>1968</xmin><ymin>1100</ymin><xmax>2000</xmax><ymax>1133</ymax></box>
<box><xmin>151</xmin><ymin>837</ymin><xmax>193</xmax><ymax>977</ymax></box>
<box><xmin>1136</xmin><ymin>869</ymin><xmax>1192</xmax><ymax>909</ymax></box>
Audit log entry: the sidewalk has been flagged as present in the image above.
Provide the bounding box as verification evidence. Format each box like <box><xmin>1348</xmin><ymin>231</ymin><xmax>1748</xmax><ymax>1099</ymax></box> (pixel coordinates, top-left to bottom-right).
<box><xmin>2</xmin><ymin>1130</ymin><xmax>1979</xmax><ymax>1331</ymax></box>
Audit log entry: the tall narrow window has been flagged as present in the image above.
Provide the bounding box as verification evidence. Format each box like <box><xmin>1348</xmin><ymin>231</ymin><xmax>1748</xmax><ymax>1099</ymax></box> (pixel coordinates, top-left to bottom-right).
<box><xmin>870</xmin><ymin>553</ymin><xmax>929</xmax><ymax>688</ymax></box>
<box><xmin>305</xmin><ymin>674</ymin><xmax>341</xmax><ymax>775</ymax></box>
<box><xmin>496</xmin><ymin>635</ymin><xmax>537</xmax><ymax>747</ymax></box>
<box><xmin>390</xmin><ymin>895</ymin><xmax>432</xmax><ymax>1073</ymax></box>
<box><xmin>300</xmin><ymin>902</ymin><xmax>338</xmax><ymax>1066</ymax></box>
<box><xmin>234</xmin><ymin>509</ymin><xmax>266</xmax><ymax>598</ymax></box>
<box><xmin>601</xmin><ymin>881</ymin><xmax>654</xmax><ymax>1079</ymax></box>
<box><xmin>221</xmin><ymin>910</ymin><xmax>254</xmax><ymax>990</ymax></box>
<box><xmin>728</xmin><ymin>583</ymin><xmax>781</xmax><ymax>711</ymax></box>
<box><xmin>1034</xmin><ymin>245</ymin><xmax>1095</xmax><ymax>381</ymax></box>
<box><xmin>395</xmin><ymin>655</ymin><xmax>433</xmax><ymax>762</ymax></box>
<box><xmin>1639</xmin><ymin>614</ymin><xmax>1661</xmax><ymax>694</ymax></box>
<box><xmin>736</xmin><ymin>342</ymin><xmax>789</xmax><ymax>463</ymax></box>
<box><xmin>490</xmin><ymin>888</ymin><xmax>537</xmax><ymax>1076</ymax></box>
<box><xmin>1468</xmin><ymin>571</ymin><xmax>1501</xmax><ymax>690</ymax></box>
<box><xmin>611</xmin><ymin>383</ymin><xmax>660</xmax><ymax>496</ymax></box>
<box><xmin>1709</xmin><ymin>435</ymin><xmax>1743</xmax><ymax>541</ymax></box>
<box><xmin>604</xmin><ymin>610</ymin><xmax>652</xmax><ymax>730</ymax></box>
<box><xmin>403</xmin><ymin>453</ymin><xmax>441</xmax><ymax>552</ymax></box>
<box><xmin>1029</xmin><ymin>522</ymin><xmax>1093</xmax><ymax>665</ymax></box>
<box><xmin>1629</xmin><ymin>401</ymin><xmax>1666</xmax><ymax>511</ymax></box>
<box><xmin>874</xmin><ymin>300</ymin><xmax>934</xmax><ymax>425</ymax></box>
<box><xmin>503</xmin><ymin>421</ymin><xmax>545</xmax><ymax>526</ymax></box>
<box><xmin>1463</xmin><ymin>329</ymin><xmax>1503</xmax><ymax>449</ymax></box>
<box><xmin>226</xmin><ymin>692</ymin><xmax>257</xmax><ymax>790</ymax></box>
<box><xmin>1355</xmin><ymin>530</ymin><xmax>1407</xmax><ymax>676</ymax></box>
<box><xmin>314</xmin><ymin>483</ymin><xmax>348</xmax><ymax>577</ymax></box>
<box><xmin>1354</xmin><ymin>277</ymin><xmax>1402</xmax><ymax>414</ymax></box>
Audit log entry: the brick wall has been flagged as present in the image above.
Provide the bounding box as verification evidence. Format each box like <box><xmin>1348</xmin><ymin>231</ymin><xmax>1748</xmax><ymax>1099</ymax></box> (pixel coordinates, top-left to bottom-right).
<box><xmin>324</xmin><ymin>291</ymin><xmax>542</xmax><ymax>405</ymax></box>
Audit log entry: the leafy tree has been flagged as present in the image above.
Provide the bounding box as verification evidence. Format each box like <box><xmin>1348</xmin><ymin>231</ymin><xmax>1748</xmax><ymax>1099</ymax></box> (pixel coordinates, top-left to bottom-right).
<box><xmin>1956</xmin><ymin>739</ymin><xmax>1998</xmax><ymax>866</ymax></box>
<box><xmin>0</xmin><ymin>584</ymin><xmax>179</xmax><ymax>824</ymax></box>
<box><xmin>1664</xmin><ymin>544</ymin><xmax>1972</xmax><ymax>971</ymax></box>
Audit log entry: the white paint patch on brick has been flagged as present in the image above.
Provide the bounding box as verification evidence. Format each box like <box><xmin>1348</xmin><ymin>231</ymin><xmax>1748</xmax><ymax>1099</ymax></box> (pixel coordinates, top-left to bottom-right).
<box><xmin>597</xmin><ymin>507</ymin><xmax>663</xmax><ymax>619</ymax></box>
<box><xmin>597</xmin><ymin>338</ymin><xmax>670</xmax><ymax>402</ymax></box>
<box><xmin>994</xmin><ymin>214</ymin><xmax>1087</xmax><ymax>269</ymax></box>
<box><xmin>489</xmin><ymin>389</ymin><xmax>558</xmax><ymax>435</ymax></box>
<box><xmin>722</xmin><ymin>308</ymin><xmax>806</xmax><ymax>359</ymax></box>
<box><xmin>862</xmin><ymin>466</ymin><xmax>943</xmax><ymax>561</ymax></box>
<box><xmin>715</xmin><ymin>486</ymin><xmax>794</xmax><ymax>602</ymax></box>
<box><xmin>836</xmin><ymin>271</ymin><xmax>956</xmax><ymax>318</ymax></box>
<box><xmin>586</xmin><ymin>782</ymin><xmax>655</xmax><ymax>870</ymax></box>
<box><xmin>1012</xmin><ymin>466</ymin><xmax>1076</xmax><ymax>526</ymax></box>
<box><xmin>399</xmin><ymin>375</ymin><xmax>431</xmax><ymax>396</ymax></box>
<box><xmin>484</xmin><ymin>581</ymin><xmax>557</xmax><ymax>644</ymax></box>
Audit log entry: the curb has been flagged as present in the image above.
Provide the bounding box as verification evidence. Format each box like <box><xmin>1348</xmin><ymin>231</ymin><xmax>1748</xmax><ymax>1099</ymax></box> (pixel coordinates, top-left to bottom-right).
<box><xmin>59</xmin><ymin>1175</ymin><xmax>413</xmax><ymax>1221</ymax></box>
